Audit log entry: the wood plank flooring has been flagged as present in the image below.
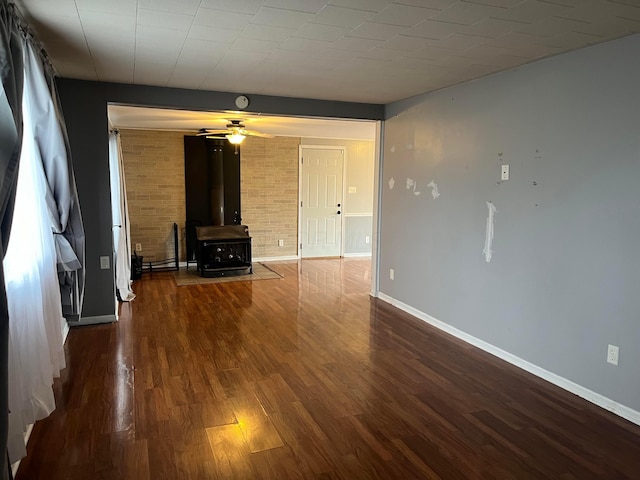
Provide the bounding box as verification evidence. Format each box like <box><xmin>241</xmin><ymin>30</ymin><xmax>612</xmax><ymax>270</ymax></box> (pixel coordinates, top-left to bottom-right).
<box><xmin>15</xmin><ymin>258</ymin><xmax>640</xmax><ymax>479</ymax></box>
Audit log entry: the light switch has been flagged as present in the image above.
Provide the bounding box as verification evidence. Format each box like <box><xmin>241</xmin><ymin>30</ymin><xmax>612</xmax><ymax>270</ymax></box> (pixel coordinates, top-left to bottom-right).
<box><xmin>348</xmin><ymin>186</ymin><xmax>357</xmax><ymax>193</ymax></box>
<box><xmin>100</xmin><ymin>256</ymin><xmax>110</xmax><ymax>269</ymax></box>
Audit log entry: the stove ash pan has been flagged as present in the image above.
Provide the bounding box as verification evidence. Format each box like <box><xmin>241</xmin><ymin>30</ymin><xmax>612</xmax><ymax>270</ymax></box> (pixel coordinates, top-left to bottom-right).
<box><xmin>196</xmin><ymin>225</ymin><xmax>252</xmax><ymax>277</ymax></box>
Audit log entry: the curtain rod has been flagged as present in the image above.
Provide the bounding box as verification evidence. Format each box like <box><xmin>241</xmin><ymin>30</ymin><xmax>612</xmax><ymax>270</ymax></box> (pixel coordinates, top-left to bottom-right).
<box><xmin>7</xmin><ymin>2</ymin><xmax>59</xmax><ymax>77</ymax></box>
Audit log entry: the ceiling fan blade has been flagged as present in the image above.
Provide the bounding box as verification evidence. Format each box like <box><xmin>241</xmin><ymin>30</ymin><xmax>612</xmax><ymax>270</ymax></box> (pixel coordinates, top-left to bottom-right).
<box><xmin>197</xmin><ymin>129</ymin><xmax>228</xmax><ymax>136</ymax></box>
<box><xmin>243</xmin><ymin>130</ymin><xmax>274</xmax><ymax>138</ymax></box>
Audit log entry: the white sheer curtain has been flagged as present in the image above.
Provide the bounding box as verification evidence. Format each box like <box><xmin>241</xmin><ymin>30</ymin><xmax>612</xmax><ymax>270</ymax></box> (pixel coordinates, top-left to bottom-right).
<box><xmin>109</xmin><ymin>130</ymin><xmax>135</xmax><ymax>301</ymax></box>
<box><xmin>3</xmin><ymin>39</ymin><xmax>66</xmax><ymax>463</ymax></box>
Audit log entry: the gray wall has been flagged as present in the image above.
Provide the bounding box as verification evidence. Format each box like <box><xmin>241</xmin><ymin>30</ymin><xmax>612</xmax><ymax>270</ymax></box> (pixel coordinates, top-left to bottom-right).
<box><xmin>56</xmin><ymin>79</ymin><xmax>384</xmax><ymax>320</ymax></box>
<box><xmin>380</xmin><ymin>34</ymin><xmax>640</xmax><ymax>412</ymax></box>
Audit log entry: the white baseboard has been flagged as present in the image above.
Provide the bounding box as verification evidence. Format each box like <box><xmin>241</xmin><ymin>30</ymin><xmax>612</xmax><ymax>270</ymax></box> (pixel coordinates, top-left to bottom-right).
<box><xmin>254</xmin><ymin>255</ymin><xmax>300</xmax><ymax>262</ymax></box>
<box><xmin>69</xmin><ymin>314</ymin><xmax>117</xmax><ymax>326</ymax></box>
<box><xmin>377</xmin><ymin>292</ymin><xmax>640</xmax><ymax>427</ymax></box>
<box><xmin>343</xmin><ymin>253</ymin><xmax>372</xmax><ymax>258</ymax></box>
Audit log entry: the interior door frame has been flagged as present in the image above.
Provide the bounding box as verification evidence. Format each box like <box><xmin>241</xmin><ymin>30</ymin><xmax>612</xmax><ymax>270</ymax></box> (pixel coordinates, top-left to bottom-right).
<box><xmin>298</xmin><ymin>145</ymin><xmax>347</xmax><ymax>258</ymax></box>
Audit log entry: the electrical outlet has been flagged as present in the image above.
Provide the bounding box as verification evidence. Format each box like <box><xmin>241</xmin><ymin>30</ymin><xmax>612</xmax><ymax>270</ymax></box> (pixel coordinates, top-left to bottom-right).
<box><xmin>278</xmin><ymin>239</ymin><xmax>284</xmax><ymax>247</ymax></box>
<box><xmin>607</xmin><ymin>344</ymin><xmax>619</xmax><ymax>366</ymax></box>
<box><xmin>136</xmin><ymin>243</ymin><xmax>142</xmax><ymax>251</ymax></box>
<box><xmin>501</xmin><ymin>164</ymin><xmax>510</xmax><ymax>181</ymax></box>
<box><xmin>390</xmin><ymin>268</ymin><xmax>394</xmax><ymax>280</ymax></box>
<box><xmin>365</xmin><ymin>235</ymin><xmax>370</xmax><ymax>244</ymax></box>
<box><xmin>100</xmin><ymin>256</ymin><xmax>110</xmax><ymax>270</ymax></box>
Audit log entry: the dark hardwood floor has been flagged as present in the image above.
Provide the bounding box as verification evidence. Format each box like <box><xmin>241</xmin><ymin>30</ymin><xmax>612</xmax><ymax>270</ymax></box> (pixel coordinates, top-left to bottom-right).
<box><xmin>16</xmin><ymin>258</ymin><xmax>640</xmax><ymax>479</ymax></box>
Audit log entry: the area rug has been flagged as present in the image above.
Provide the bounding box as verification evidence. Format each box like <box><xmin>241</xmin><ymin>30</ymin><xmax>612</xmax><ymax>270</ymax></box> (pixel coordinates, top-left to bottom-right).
<box><xmin>174</xmin><ymin>262</ymin><xmax>283</xmax><ymax>286</ymax></box>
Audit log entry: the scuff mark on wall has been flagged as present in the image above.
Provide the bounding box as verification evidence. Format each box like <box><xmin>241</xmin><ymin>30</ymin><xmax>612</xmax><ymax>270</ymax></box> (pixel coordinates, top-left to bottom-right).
<box><xmin>427</xmin><ymin>180</ymin><xmax>440</xmax><ymax>199</ymax></box>
<box><xmin>484</xmin><ymin>201</ymin><xmax>496</xmax><ymax>263</ymax></box>
<box><xmin>406</xmin><ymin>178</ymin><xmax>420</xmax><ymax>195</ymax></box>
<box><xmin>388</xmin><ymin>177</ymin><xmax>395</xmax><ymax>190</ymax></box>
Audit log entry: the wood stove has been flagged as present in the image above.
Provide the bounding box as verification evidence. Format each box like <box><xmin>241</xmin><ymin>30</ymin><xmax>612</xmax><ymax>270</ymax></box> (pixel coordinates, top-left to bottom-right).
<box><xmin>196</xmin><ymin>225</ymin><xmax>252</xmax><ymax>277</ymax></box>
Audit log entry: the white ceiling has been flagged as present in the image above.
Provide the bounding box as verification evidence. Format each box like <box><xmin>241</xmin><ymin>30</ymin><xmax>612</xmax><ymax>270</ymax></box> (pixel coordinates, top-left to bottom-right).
<box><xmin>14</xmin><ymin>0</ymin><xmax>640</xmax><ymax>105</ymax></box>
<box><xmin>108</xmin><ymin>104</ymin><xmax>377</xmax><ymax>139</ymax></box>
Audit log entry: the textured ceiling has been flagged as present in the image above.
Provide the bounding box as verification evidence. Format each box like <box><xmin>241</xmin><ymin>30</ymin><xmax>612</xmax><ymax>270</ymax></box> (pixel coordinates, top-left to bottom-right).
<box><xmin>14</xmin><ymin>0</ymin><xmax>640</xmax><ymax>105</ymax></box>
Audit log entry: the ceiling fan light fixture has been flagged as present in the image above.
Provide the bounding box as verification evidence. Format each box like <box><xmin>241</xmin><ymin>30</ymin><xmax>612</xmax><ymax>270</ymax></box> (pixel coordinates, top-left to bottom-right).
<box><xmin>226</xmin><ymin>133</ymin><xmax>245</xmax><ymax>145</ymax></box>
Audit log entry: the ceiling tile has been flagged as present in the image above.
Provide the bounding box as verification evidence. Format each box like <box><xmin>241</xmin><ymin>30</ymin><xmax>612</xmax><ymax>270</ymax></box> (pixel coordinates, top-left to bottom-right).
<box><xmin>311</xmin><ymin>47</ymin><xmax>356</xmax><ymax>60</ymax></box>
<box><xmin>177</xmin><ymin>40</ymin><xmax>227</xmax><ymax>65</ymax></box>
<box><xmin>511</xmin><ymin>15</ymin><xmax>589</xmax><ymax>37</ymax></box>
<box><xmin>331</xmin><ymin>35</ymin><xmax>384</xmax><ymax>51</ymax></box>
<box><xmin>188</xmin><ymin>24</ymin><xmax>243</xmax><ymax>43</ymax></box>
<box><xmin>432</xmin><ymin>2</ymin><xmax>508</xmax><ymax>26</ymax></box>
<box><xmin>75</xmin><ymin>0</ymin><xmax>136</xmax><ymax>15</ymax></box>
<box><xmin>279</xmin><ymin>36</ymin><xmax>333</xmax><ymax>51</ymax></box>
<box><xmin>492</xmin><ymin>0</ymin><xmax>573</xmax><ymax>23</ymax></box>
<box><xmin>349</xmin><ymin>21</ymin><xmax>406</xmax><ymax>40</ymax></box>
<box><xmin>606</xmin><ymin>2</ymin><xmax>640</xmax><ymax>22</ymax></box>
<box><xmin>536</xmin><ymin>30</ymin><xmax>604</xmax><ymax>49</ymax></box>
<box><xmin>406</xmin><ymin>19</ymin><xmax>466</xmax><ymax>39</ymax></box>
<box><xmin>252</xmin><ymin>6</ymin><xmax>314</xmax><ymax>28</ymax></box>
<box><xmin>136</xmin><ymin>25</ymin><xmax>188</xmax><ymax>49</ymax></box>
<box><xmin>459</xmin><ymin>0</ymin><xmax>523</xmax><ymax>7</ymax></box>
<box><xmin>383</xmin><ymin>34</ymin><xmax>434</xmax><ymax>51</ymax></box>
<box><xmin>462</xmin><ymin>17</ymin><xmax>530</xmax><ymax>39</ymax></box>
<box><xmin>215</xmin><ymin>51</ymin><xmax>269</xmax><ymax>70</ymax></box>
<box><xmin>370</xmin><ymin>3</ymin><xmax>438</xmax><ymax>27</ymax></box>
<box><xmin>481</xmin><ymin>31</ymin><xmax>555</xmax><ymax>48</ymax></box>
<box><xmin>240</xmin><ymin>24</ymin><xmax>297</xmax><ymax>42</ymax></box>
<box><xmin>231</xmin><ymin>37</ymin><xmax>281</xmax><ymax>53</ymax></box>
<box><xmin>327</xmin><ymin>0</ymin><xmax>390</xmax><ymax>13</ymax></box>
<box><xmin>265</xmin><ymin>0</ymin><xmax>328</xmax><ymax>13</ymax></box>
<box><xmin>134</xmin><ymin>60</ymin><xmax>175</xmax><ymax>75</ymax></box>
<box><xmin>194</xmin><ymin>8</ymin><xmax>254</xmax><ymax>29</ymax></box>
<box><xmin>139</xmin><ymin>0</ymin><xmax>201</xmax><ymax>15</ymax></box>
<box><xmin>356</xmin><ymin>47</ymin><xmax>401</xmax><ymax>60</ymax></box>
<box><xmin>25</xmin><ymin>13</ymin><xmax>86</xmax><ymax>43</ymax></box>
<box><xmin>199</xmin><ymin>0</ymin><xmax>264</xmax><ymax>14</ymax></box>
<box><xmin>167</xmin><ymin>70</ymin><xmax>208</xmax><ymax>89</ymax></box>
<box><xmin>436</xmin><ymin>33</ymin><xmax>488</xmax><ymax>49</ymax></box>
<box><xmin>312</xmin><ymin>5</ymin><xmax>373</xmax><ymax>28</ymax></box>
<box><xmin>501</xmin><ymin>43</ymin><xmax>563</xmax><ymax>59</ymax></box>
<box><xmin>294</xmin><ymin>22</ymin><xmax>351</xmax><ymax>41</ymax></box>
<box><xmin>394</xmin><ymin>0</ymin><xmax>458</xmax><ymax>9</ymax></box>
<box><xmin>137</xmin><ymin>9</ymin><xmax>195</xmax><ymax>31</ymax></box>
<box><xmin>571</xmin><ymin>16</ymin><xmax>640</xmax><ymax>38</ymax></box>
<box><xmin>16</xmin><ymin>0</ymin><xmax>78</xmax><ymax>17</ymax></box>
<box><xmin>464</xmin><ymin>43</ymin><xmax>521</xmax><ymax>58</ymax></box>
<box><xmin>406</xmin><ymin>44</ymin><xmax>464</xmax><ymax>60</ymax></box>
<box><xmin>79</xmin><ymin>11</ymin><xmax>136</xmax><ymax>34</ymax></box>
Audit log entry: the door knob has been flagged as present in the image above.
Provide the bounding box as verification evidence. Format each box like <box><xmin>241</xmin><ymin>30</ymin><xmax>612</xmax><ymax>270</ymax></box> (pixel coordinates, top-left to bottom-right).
<box><xmin>337</xmin><ymin>203</ymin><xmax>341</xmax><ymax>207</ymax></box>
<box><xmin>337</xmin><ymin>210</ymin><xmax>341</xmax><ymax>215</ymax></box>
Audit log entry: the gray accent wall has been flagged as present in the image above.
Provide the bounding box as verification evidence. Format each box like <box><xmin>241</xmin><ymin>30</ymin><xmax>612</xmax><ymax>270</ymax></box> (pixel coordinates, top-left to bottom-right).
<box><xmin>56</xmin><ymin>79</ymin><xmax>383</xmax><ymax>321</ymax></box>
<box><xmin>380</xmin><ymin>34</ymin><xmax>640</xmax><ymax>412</ymax></box>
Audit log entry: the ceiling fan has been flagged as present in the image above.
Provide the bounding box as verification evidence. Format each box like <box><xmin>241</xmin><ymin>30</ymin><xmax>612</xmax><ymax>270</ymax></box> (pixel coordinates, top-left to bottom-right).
<box><xmin>197</xmin><ymin>119</ymin><xmax>273</xmax><ymax>145</ymax></box>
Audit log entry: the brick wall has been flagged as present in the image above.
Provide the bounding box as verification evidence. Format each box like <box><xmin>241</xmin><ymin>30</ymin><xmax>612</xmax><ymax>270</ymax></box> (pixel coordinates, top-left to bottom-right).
<box><xmin>241</xmin><ymin>136</ymin><xmax>300</xmax><ymax>258</ymax></box>
<box><xmin>120</xmin><ymin>129</ymin><xmax>186</xmax><ymax>262</ymax></box>
<box><xmin>120</xmin><ymin>130</ymin><xmax>300</xmax><ymax>262</ymax></box>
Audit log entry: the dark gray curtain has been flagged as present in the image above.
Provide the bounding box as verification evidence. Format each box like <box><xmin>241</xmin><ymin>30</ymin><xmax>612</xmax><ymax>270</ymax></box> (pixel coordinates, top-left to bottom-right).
<box><xmin>0</xmin><ymin>1</ymin><xmax>23</xmax><ymax>478</ymax></box>
<box><xmin>26</xmin><ymin>36</ymin><xmax>85</xmax><ymax>319</ymax></box>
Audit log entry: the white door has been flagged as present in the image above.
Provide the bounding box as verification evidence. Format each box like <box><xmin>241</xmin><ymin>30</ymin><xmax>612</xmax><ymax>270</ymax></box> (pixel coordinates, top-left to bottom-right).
<box><xmin>300</xmin><ymin>147</ymin><xmax>344</xmax><ymax>258</ymax></box>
